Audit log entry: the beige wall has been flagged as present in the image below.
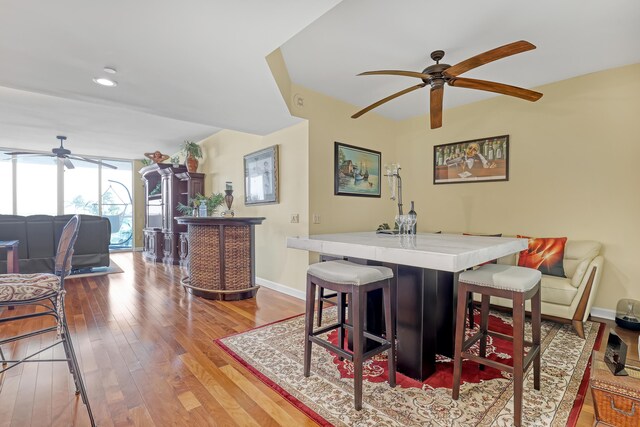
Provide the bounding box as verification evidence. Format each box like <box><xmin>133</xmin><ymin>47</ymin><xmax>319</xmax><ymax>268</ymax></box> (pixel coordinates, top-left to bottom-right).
<box><xmin>198</xmin><ymin>123</ymin><xmax>310</xmax><ymax>293</ymax></box>
<box><xmin>289</xmin><ymin>83</ymin><xmax>401</xmax><ymax>236</ymax></box>
<box><xmin>395</xmin><ymin>64</ymin><xmax>640</xmax><ymax>311</ymax></box>
<box><xmin>196</xmin><ymin>51</ymin><xmax>638</xmax><ymax>313</ymax></box>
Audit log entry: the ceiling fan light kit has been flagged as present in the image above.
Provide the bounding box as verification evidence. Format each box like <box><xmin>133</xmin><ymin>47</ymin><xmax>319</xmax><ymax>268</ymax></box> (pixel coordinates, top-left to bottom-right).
<box><xmin>352</xmin><ymin>40</ymin><xmax>543</xmax><ymax>129</ymax></box>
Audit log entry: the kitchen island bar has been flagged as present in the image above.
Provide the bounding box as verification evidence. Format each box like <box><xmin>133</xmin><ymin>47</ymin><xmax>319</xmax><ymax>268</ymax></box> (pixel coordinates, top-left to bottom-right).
<box><xmin>287</xmin><ymin>232</ymin><xmax>527</xmax><ymax>380</ymax></box>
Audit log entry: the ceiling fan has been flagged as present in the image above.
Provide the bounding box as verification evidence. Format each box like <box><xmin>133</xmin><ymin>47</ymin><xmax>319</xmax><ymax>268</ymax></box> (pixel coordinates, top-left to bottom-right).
<box><xmin>351</xmin><ymin>40</ymin><xmax>543</xmax><ymax>129</ymax></box>
<box><xmin>4</xmin><ymin>136</ymin><xmax>117</xmax><ymax>169</ymax></box>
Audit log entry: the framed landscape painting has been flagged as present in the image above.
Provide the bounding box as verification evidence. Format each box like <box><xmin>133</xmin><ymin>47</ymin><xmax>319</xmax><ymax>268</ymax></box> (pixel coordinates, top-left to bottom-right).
<box><xmin>433</xmin><ymin>135</ymin><xmax>509</xmax><ymax>184</ymax></box>
<box><xmin>244</xmin><ymin>145</ymin><xmax>279</xmax><ymax>205</ymax></box>
<box><xmin>334</xmin><ymin>142</ymin><xmax>381</xmax><ymax>197</ymax></box>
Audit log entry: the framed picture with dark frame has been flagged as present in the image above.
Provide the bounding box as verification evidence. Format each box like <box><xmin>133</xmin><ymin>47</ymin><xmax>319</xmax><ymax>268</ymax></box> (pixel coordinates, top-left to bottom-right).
<box><xmin>334</xmin><ymin>142</ymin><xmax>381</xmax><ymax>197</ymax></box>
<box><xmin>433</xmin><ymin>135</ymin><xmax>509</xmax><ymax>184</ymax></box>
<box><xmin>244</xmin><ymin>145</ymin><xmax>279</xmax><ymax>205</ymax></box>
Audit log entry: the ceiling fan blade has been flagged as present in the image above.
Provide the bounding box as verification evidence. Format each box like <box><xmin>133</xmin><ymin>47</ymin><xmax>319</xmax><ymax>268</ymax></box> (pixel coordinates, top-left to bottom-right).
<box><xmin>351</xmin><ymin>83</ymin><xmax>426</xmax><ymax>119</ymax></box>
<box><xmin>101</xmin><ymin>161</ymin><xmax>118</xmax><ymax>169</ymax></box>
<box><xmin>430</xmin><ymin>86</ymin><xmax>444</xmax><ymax>129</ymax></box>
<box><xmin>358</xmin><ymin>70</ymin><xmax>432</xmax><ymax>80</ymax></box>
<box><xmin>448</xmin><ymin>77</ymin><xmax>543</xmax><ymax>101</ymax></box>
<box><xmin>3</xmin><ymin>151</ymin><xmax>52</xmax><ymax>156</ymax></box>
<box><xmin>68</xmin><ymin>155</ymin><xmax>118</xmax><ymax>169</ymax></box>
<box><xmin>444</xmin><ymin>40</ymin><xmax>536</xmax><ymax>77</ymax></box>
<box><xmin>63</xmin><ymin>158</ymin><xmax>75</xmax><ymax>169</ymax></box>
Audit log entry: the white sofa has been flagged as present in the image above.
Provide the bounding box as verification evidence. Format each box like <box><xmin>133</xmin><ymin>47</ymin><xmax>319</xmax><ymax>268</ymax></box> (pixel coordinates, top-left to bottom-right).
<box><xmin>475</xmin><ymin>240</ymin><xmax>603</xmax><ymax>338</ymax></box>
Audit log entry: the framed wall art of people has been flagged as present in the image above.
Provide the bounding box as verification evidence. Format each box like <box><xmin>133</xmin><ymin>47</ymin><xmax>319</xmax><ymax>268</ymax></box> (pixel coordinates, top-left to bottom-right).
<box><xmin>434</xmin><ymin>135</ymin><xmax>509</xmax><ymax>184</ymax></box>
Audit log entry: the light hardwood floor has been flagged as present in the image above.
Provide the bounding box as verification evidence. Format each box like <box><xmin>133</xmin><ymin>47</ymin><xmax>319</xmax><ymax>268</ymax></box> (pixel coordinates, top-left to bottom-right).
<box><xmin>0</xmin><ymin>252</ymin><xmax>630</xmax><ymax>426</ymax></box>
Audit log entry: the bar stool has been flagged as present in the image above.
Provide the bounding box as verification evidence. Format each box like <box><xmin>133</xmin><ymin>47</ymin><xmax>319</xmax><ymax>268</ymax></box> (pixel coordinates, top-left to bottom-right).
<box><xmin>0</xmin><ymin>215</ymin><xmax>95</xmax><ymax>426</ymax></box>
<box><xmin>303</xmin><ymin>260</ymin><xmax>395</xmax><ymax>410</ymax></box>
<box><xmin>452</xmin><ymin>264</ymin><xmax>542</xmax><ymax>427</ymax></box>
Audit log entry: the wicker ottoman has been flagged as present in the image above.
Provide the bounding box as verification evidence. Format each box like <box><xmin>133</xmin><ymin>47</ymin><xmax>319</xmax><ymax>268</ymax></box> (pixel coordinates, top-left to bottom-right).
<box><xmin>590</xmin><ymin>350</ymin><xmax>640</xmax><ymax>426</ymax></box>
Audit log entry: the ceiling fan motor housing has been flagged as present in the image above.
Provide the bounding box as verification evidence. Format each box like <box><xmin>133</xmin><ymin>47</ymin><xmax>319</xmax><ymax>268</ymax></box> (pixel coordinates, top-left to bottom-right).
<box><xmin>422</xmin><ymin>63</ymin><xmax>450</xmax><ymax>87</ymax></box>
<box><xmin>52</xmin><ymin>147</ymin><xmax>71</xmax><ymax>156</ymax></box>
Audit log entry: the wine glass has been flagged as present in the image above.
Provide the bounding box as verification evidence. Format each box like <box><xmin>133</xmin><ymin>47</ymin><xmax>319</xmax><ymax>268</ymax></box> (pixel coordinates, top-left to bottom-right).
<box><xmin>405</xmin><ymin>215</ymin><xmax>416</xmax><ymax>235</ymax></box>
<box><xmin>394</xmin><ymin>214</ymin><xmax>402</xmax><ymax>236</ymax></box>
<box><xmin>400</xmin><ymin>215</ymin><xmax>410</xmax><ymax>236</ymax></box>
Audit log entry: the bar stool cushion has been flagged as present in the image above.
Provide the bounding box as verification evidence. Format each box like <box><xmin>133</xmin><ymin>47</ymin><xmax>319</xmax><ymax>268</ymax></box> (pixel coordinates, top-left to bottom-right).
<box><xmin>0</xmin><ymin>273</ymin><xmax>60</xmax><ymax>302</ymax></box>
<box><xmin>0</xmin><ymin>273</ymin><xmax>61</xmax><ymax>302</ymax></box>
<box><xmin>459</xmin><ymin>264</ymin><xmax>541</xmax><ymax>292</ymax></box>
<box><xmin>308</xmin><ymin>260</ymin><xmax>393</xmax><ymax>286</ymax></box>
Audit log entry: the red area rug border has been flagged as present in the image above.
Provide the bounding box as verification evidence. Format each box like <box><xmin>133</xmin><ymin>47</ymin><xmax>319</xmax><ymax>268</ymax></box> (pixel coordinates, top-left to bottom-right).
<box><xmin>215</xmin><ymin>313</ymin><xmax>606</xmax><ymax>427</ymax></box>
<box><xmin>214</xmin><ymin>311</ymin><xmax>332</xmax><ymax>426</ymax></box>
<box><xmin>566</xmin><ymin>321</ymin><xmax>606</xmax><ymax>427</ymax></box>
<box><xmin>216</xmin><ymin>336</ymin><xmax>331</xmax><ymax>426</ymax></box>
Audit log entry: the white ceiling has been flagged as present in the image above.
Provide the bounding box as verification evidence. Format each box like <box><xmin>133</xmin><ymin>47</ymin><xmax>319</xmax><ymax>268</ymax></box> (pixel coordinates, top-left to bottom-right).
<box><xmin>0</xmin><ymin>86</ymin><xmax>219</xmax><ymax>159</ymax></box>
<box><xmin>281</xmin><ymin>0</ymin><xmax>640</xmax><ymax>121</ymax></box>
<box><xmin>1</xmin><ymin>0</ymin><xmax>638</xmax><ymax>160</ymax></box>
<box><xmin>0</xmin><ymin>0</ymin><xmax>341</xmax><ymax>159</ymax></box>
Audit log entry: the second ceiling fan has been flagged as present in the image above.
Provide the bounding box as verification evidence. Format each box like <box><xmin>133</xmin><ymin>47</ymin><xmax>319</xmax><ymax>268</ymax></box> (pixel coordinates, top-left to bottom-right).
<box><xmin>5</xmin><ymin>136</ymin><xmax>117</xmax><ymax>169</ymax></box>
<box><xmin>351</xmin><ymin>40</ymin><xmax>543</xmax><ymax>129</ymax></box>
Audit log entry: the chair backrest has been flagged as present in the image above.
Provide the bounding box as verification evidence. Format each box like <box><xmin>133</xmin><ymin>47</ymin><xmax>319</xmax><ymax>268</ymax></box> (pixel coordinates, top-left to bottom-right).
<box><xmin>54</xmin><ymin>215</ymin><xmax>81</xmax><ymax>278</ymax></box>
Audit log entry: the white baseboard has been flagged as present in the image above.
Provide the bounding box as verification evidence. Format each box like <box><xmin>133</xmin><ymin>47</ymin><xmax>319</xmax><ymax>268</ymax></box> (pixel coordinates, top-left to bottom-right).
<box><xmin>590</xmin><ymin>306</ymin><xmax>616</xmax><ymax>320</ymax></box>
<box><xmin>256</xmin><ymin>277</ymin><xmax>305</xmax><ymax>300</ymax></box>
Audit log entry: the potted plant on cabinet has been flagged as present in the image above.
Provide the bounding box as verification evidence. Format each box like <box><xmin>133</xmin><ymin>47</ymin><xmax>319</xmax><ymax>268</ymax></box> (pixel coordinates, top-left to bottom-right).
<box><xmin>177</xmin><ymin>193</ymin><xmax>224</xmax><ymax>217</ymax></box>
<box><xmin>182</xmin><ymin>141</ymin><xmax>202</xmax><ymax>173</ymax></box>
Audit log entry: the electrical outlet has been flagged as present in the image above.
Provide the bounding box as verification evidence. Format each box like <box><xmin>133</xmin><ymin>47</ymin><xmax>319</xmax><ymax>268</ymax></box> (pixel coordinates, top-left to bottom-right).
<box><xmin>313</xmin><ymin>214</ymin><xmax>321</xmax><ymax>224</ymax></box>
<box><xmin>290</xmin><ymin>214</ymin><xmax>299</xmax><ymax>223</ymax></box>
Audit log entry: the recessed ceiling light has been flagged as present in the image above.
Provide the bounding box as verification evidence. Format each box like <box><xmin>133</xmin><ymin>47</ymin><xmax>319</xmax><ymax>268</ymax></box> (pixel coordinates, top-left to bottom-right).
<box><xmin>93</xmin><ymin>77</ymin><xmax>117</xmax><ymax>87</ymax></box>
<box><xmin>103</xmin><ymin>67</ymin><xmax>117</xmax><ymax>74</ymax></box>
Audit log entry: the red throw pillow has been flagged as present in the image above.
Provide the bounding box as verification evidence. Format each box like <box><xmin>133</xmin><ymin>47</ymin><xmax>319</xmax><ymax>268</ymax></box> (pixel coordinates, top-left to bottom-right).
<box><xmin>517</xmin><ymin>235</ymin><xmax>567</xmax><ymax>277</ymax></box>
<box><xmin>463</xmin><ymin>233</ymin><xmax>502</xmax><ymax>265</ymax></box>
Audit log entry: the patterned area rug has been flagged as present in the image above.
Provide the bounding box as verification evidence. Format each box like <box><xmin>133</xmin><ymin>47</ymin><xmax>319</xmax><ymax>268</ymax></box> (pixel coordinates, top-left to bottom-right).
<box><xmin>217</xmin><ymin>307</ymin><xmax>603</xmax><ymax>426</ymax></box>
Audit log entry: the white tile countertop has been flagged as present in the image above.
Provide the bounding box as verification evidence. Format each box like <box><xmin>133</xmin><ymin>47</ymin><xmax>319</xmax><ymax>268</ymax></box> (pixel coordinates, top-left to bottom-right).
<box><xmin>287</xmin><ymin>232</ymin><xmax>527</xmax><ymax>272</ymax></box>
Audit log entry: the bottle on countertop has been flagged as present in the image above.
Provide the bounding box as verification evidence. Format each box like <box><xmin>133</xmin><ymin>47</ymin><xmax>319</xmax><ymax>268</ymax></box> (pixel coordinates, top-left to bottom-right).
<box><xmin>408</xmin><ymin>201</ymin><xmax>417</xmax><ymax>234</ymax></box>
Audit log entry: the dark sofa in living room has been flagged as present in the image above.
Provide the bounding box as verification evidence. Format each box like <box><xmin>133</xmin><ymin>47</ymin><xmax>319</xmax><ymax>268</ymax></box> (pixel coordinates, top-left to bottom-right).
<box><xmin>0</xmin><ymin>214</ymin><xmax>111</xmax><ymax>274</ymax></box>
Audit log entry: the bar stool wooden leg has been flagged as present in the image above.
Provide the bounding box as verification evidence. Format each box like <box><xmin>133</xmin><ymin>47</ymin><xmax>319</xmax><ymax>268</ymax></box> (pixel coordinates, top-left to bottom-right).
<box><xmin>531</xmin><ymin>284</ymin><xmax>542</xmax><ymax>391</ymax></box>
<box><xmin>383</xmin><ymin>280</ymin><xmax>396</xmax><ymax>387</ymax></box>
<box><xmin>337</xmin><ymin>292</ymin><xmax>346</xmax><ymax>361</ymax></box>
<box><xmin>468</xmin><ymin>292</ymin><xmax>475</xmax><ymax>328</ymax></box>
<box><xmin>452</xmin><ymin>282</ymin><xmax>469</xmax><ymax>400</ymax></box>
<box><xmin>479</xmin><ymin>294</ymin><xmax>490</xmax><ymax>371</ymax></box>
<box><xmin>303</xmin><ymin>276</ymin><xmax>316</xmax><ymax>377</ymax></box>
<box><xmin>512</xmin><ymin>292</ymin><xmax>525</xmax><ymax>427</ymax></box>
<box><xmin>317</xmin><ymin>287</ymin><xmax>324</xmax><ymax>327</ymax></box>
<box><xmin>352</xmin><ymin>285</ymin><xmax>365</xmax><ymax>410</ymax></box>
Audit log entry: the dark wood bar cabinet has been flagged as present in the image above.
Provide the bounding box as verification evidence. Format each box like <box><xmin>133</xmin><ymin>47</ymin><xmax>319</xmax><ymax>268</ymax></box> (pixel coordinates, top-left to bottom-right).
<box><xmin>176</xmin><ymin>216</ymin><xmax>265</xmax><ymax>301</ymax></box>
